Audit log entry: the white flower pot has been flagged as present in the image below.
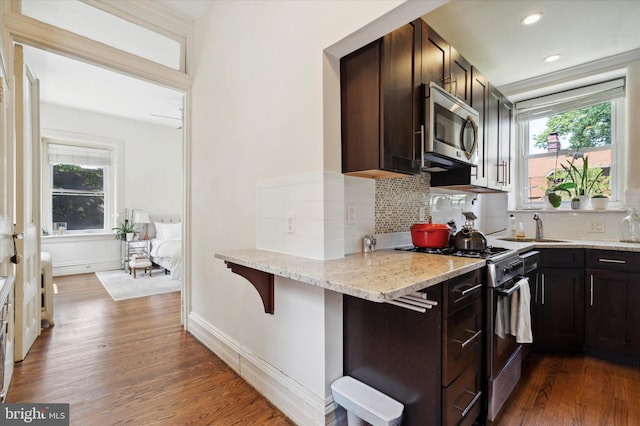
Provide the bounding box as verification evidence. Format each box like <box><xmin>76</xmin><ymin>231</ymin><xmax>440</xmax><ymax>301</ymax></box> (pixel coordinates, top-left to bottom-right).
<box><xmin>591</xmin><ymin>197</ymin><xmax>609</xmax><ymax>210</ymax></box>
<box><xmin>126</xmin><ymin>233</ymin><xmax>134</xmax><ymax>241</ymax></box>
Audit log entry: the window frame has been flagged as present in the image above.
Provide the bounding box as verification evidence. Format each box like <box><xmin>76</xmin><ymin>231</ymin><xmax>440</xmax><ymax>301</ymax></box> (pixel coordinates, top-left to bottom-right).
<box><xmin>41</xmin><ymin>132</ymin><xmax>123</xmax><ymax>236</ymax></box>
<box><xmin>516</xmin><ymin>82</ymin><xmax>626</xmax><ymax>210</ymax></box>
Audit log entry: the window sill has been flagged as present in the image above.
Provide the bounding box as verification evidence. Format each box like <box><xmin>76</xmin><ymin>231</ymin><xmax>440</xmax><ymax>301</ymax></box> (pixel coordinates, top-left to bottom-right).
<box><xmin>43</xmin><ymin>232</ymin><xmax>117</xmax><ymax>242</ymax></box>
<box><xmin>512</xmin><ymin>208</ymin><xmax>628</xmax><ymax>213</ymax></box>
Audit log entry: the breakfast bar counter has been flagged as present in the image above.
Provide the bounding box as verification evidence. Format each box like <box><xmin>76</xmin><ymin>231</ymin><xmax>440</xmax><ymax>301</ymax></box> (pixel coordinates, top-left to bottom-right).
<box><xmin>215</xmin><ymin>248</ymin><xmax>485</xmax><ymax>304</ymax></box>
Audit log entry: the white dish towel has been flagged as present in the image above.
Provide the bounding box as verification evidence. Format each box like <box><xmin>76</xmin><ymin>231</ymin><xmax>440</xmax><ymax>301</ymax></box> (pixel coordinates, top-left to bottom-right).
<box><xmin>514</xmin><ymin>277</ymin><xmax>533</xmax><ymax>343</ymax></box>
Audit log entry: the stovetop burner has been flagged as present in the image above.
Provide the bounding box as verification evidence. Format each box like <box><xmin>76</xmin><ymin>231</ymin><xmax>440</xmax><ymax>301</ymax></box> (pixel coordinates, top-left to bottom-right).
<box><xmin>396</xmin><ymin>245</ymin><xmax>513</xmax><ymax>260</ymax></box>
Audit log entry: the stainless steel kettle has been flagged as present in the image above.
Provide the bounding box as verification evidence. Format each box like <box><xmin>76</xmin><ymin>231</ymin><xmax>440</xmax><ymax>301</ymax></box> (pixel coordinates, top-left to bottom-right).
<box><xmin>453</xmin><ymin>212</ymin><xmax>487</xmax><ymax>251</ymax></box>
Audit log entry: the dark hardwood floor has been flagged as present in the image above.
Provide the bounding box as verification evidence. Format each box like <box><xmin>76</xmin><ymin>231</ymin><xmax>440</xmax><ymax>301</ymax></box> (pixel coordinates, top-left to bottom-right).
<box><xmin>7</xmin><ymin>273</ymin><xmax>293</xmax><ymax>425</ymax></box>
<box><xmin>9</xmin><ymin>273</ymin><xmax>640</xmax><ymax>425</ymax></box>
<box><xmin>495</xmin><ymin>352</ymin><xmax>640</xmax><ymax>425</ymax></box>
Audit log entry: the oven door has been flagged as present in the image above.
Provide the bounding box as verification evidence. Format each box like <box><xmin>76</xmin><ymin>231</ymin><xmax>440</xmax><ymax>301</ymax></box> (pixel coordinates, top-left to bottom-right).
<box><xmin>489</xmin><ymin>278</ymin><xmax>522</xmax><ymax>378</ymax></box>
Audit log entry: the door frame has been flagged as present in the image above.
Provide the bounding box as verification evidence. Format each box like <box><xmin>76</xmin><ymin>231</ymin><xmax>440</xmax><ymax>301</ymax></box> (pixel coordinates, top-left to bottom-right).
<box><xmin>1</xmin><ymin>1</ymin><xmax>193</xmax><ymax>327</ymax></box>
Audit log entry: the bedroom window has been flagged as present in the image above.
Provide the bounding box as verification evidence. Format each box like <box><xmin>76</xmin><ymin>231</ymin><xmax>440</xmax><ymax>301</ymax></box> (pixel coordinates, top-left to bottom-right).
<box><xmin>516</xmin><ymin>79</ymin><xmax>624</xmax><ymax>208</ymax></box>
<box><xmin>44</xmin><ymin>142</ymin><xmax>113</xmax><ymax>234</ymax></box>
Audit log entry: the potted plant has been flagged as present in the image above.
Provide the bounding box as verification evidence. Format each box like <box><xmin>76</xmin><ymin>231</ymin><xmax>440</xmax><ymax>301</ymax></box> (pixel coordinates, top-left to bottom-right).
<box><xmin>551</xmin><ymin>154</ymin><xmax>605</xmax><ymax>209</ymax></box>
<box><xmin>591</xmin><ymin>194</ymin><xmax>609</xmax><ymax>210</ymax></box>
<box><xmin>112</xmin><ymin>209</ymin><xmax>136</xmax><ymax>240</ymax></box>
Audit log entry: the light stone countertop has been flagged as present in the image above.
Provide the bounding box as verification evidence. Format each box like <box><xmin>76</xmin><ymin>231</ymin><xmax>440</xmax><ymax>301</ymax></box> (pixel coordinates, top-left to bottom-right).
<box><xmin>485</xmin><ymin>236</ymin><xmax>640</xmax><ymax>253</ymax></box>
<box><xmin>215</xmin><ymin>239</ymin><xmax>640</xmax><ymax>304</ymax></box>
<box><xmin>215</xmin><ymin>248</ymin><xmax>486</xmax><ymax>302</ymax></box>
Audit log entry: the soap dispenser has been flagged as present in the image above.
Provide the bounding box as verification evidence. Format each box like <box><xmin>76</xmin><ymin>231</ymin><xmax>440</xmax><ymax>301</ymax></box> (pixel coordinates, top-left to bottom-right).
<box><xmin>620</xmin><ymin>208</ymin><xmax>640</xmax><ymax>242</ymax></box>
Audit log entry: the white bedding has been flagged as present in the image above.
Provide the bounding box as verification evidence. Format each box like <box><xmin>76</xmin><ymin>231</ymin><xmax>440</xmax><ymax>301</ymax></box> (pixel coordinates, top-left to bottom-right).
<box><xmin>151</xmin><ymin>238</ymin><xmax>182</xmax><ymax>280</ymax></box>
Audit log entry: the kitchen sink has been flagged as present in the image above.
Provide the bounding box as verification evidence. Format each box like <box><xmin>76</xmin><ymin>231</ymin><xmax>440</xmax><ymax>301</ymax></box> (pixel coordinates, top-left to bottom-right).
<box><xmin>497</xmin><ymin>237</ymin><xmax>568</xmax><ymax>243</ymax></box>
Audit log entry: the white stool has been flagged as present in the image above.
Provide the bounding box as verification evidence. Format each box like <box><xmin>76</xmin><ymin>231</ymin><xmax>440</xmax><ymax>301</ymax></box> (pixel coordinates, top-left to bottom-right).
<box><xmin>331</xmin><ymin>376</ymin><xmax>403</xmax><ymax>426</ymax></box>
<box><xmin>129</xmin><ymin>257</ymin><xmax>152</xmax><ymax>278</ymax></box>
<box><xmin>40</xmin><ymin>252</ymin><xmax>55</xmax><ymax>326</ymax></box>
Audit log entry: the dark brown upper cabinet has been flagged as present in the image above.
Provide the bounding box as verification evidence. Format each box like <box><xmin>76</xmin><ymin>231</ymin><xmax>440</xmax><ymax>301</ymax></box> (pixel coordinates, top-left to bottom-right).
<box><xmin>470</xmin><ymin>67</ymin><xmax>489</xmax><ymax>188</ymax></box>
<box><xmin>340</xmin><ymin>20</ymin><xmax>422</xmax><ymax>178</ymax></box>
<box><xmin>486</xmin><ymin>84</ymin><xmax>514</xmax><ymax>191</ymax></box>
<box><xmin>421</xmin><ymin>21</ymin><xmax>471</xmax><ymax>104</ymax></box>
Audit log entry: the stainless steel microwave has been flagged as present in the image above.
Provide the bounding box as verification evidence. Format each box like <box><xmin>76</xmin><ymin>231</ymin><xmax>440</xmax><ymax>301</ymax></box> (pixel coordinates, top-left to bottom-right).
<box><xmin>422</xmin><ymin>82</ymin><xmax>479</xmax><ymax>172</ymax></box>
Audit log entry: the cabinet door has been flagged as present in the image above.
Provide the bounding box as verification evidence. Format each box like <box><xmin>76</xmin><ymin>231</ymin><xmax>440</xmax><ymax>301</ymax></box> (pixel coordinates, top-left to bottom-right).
<box><xmin>381</xmin><ymin>20</ymin><xmax>422</xmax><ymax>174</ymax></box>
<box><xmin>585</xmin><ymin>270</ymin><xmax>640</xmax><ymax>357</ymax></box>
<box><xmin>486</xmin><ymin>85</ymin><xmax>513</xmax><ymax>191</ymax></box>
<box><xmin>486</xmin><ymin>86</ymin><xmax>501</xmax><ymax>189</ymax></box>
<box><xmin>340</xmin><ymin>39</ymin><xmax>381</xmax><ymax>174</ymax></box>
<box><xmin>498</xmin><ymin>97</ymin><xmax>513</xmax><ymax>191</ymax></box>
<box><xmin>421</xmin><ymin>21</ymin><xmax>449</xmax><ymax>90</ymax></box>
<box><xmin>450</xmin><ymin>46</ymin><xmax>471</xmax><ymax>104</ymax></box>
<box><xmin>532</xmin><ymin>268</ymin><xmax>585</xmax><ymax>352</ymax></box>
<box><xmin>470</xmin><ymin>67</ymin><xmax>488</xmax><ymax>187</ymax></box>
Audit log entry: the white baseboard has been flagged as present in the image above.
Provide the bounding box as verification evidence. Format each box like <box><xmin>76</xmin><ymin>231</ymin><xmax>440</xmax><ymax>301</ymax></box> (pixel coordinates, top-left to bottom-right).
<box><xmin>52</xmin><ymin>260</ymin><xmax>120</xmax><ymax>276</ymax></box>
<box><xmin>188</xmin><ymin>312</ymin><xmax>339</xmax><ymax>425</ymax></box>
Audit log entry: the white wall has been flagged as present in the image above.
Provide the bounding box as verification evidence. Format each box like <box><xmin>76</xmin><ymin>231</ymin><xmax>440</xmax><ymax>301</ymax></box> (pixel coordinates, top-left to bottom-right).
<box><xmin>40</xmin><ymin>103</ymin><xmax>182</xmax><ymax>275</ymax></box>
<box><xmin>188</xmin><ymin>1</ymin><xmax>447</xmax><ymax>423</ymax></box>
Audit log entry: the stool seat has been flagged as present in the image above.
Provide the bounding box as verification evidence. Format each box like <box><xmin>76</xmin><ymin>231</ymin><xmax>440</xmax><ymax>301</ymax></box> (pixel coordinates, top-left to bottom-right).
<box><xmin>128</xmin><ymin>258</ymin><xmax>152</xmax><ymax>278</ymax></box>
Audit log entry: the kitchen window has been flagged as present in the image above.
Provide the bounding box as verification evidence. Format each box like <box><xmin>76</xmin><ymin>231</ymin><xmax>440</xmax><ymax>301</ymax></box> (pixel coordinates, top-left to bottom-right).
<box><xmin>516</xmin><ymin>79</ymin><xmax>625</xmax><ymax>208</ymax></box>
<box><xmin>42</xmin><ymin>140</ymin><xmax>116</xmax><ymax>235</ymax></box>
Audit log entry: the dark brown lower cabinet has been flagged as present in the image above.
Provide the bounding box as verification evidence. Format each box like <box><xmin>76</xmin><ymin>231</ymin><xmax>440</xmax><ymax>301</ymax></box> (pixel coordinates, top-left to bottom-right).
<box><xmin>344</xmin><ymin>285</ymin><xmax>442</xmax><ymax>425</ymax></box>
<box><xmin>531</xmin><ymin>249</ymin><xmax>585</xmax><ymax>353</ymax></box>
<box><xmin>584</xmin><ymin>250</ymin><xmax>640</xmax><ymax>364</ymax></box>
<box><xmin>343</xmin><ymin>268</ymin><xmax>484</xmax><ymax>425</ymax></box>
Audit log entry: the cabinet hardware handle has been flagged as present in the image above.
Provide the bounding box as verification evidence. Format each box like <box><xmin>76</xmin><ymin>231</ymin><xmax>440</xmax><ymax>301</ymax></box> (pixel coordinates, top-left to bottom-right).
<box><xmin>590</xmin><ymin>275</ymin><xmax>594</xmax><ymax>306</ymax></box>
<box><xmin>460</xmin><ymin>283</ymin><xmax>482</xmax><ymax>296</ymax></box>
<box><xmin>415</xmin><ymin>125</ymin><xmax>424</xmax><ymax>161</ymax></box>
<box><xmin>387</xmin><ymin>296</ymin><xmax>438</xmax><ymax>313</ymax></box>
<box><xmin>455</xmin><ymin>390</ymin><xmax>482</xmax><ymax>417</ymax></box>
<box><xmin>457</xmin><ymin>329</ymin><xmax>482</xmax><ymax>348</ymax></box>
<box><xmin>534</xmin><ymin>273</ymin><xmax>539</xmax><ymax>304</ymax></box>
<box><xmin>598</xmin><ymin>258</ymin><xmax>626</xmax><ymax>264</ymax></box>
<box><xmin>541</xmin><ymin>273</ymin><xmax>545</xmax><ymax>305</ymax></box>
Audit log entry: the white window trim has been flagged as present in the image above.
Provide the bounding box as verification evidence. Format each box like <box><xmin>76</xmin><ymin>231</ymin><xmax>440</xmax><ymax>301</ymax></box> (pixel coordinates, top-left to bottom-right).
<box><xmin>41</xmin><ymin>129</ymin><xmax>123</xmax><ymax>236</ymax></box>
<box><xmin>514</xmin><ymin>82</ymin><xmax>626</xmax><ymax>210</ymax></box>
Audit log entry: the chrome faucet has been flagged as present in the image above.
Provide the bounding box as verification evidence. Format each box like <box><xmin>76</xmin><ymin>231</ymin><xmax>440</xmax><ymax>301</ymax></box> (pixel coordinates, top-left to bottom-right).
<box><xmin>533</xmin><ymin>214</ymin><xmax>543</xmax><ymax>239</ymax></box>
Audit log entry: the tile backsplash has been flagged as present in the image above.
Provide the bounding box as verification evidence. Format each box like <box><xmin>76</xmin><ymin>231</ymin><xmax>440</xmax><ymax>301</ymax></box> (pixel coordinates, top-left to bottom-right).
<box><xmin>375</xmin><ymin>173</ymin><xmax>430</xmax><ymax>233</ymax></box>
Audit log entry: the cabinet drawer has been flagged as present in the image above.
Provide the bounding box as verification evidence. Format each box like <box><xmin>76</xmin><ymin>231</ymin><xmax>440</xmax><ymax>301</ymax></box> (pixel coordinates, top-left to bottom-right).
<box><xmin>442</xmin><ymin>297</ymin><xmax>482</xmax><ymax>387</ymax></box>
<box><xmin>586</xmin><ymin>250</ymin><xmax>640</xmax><ymax>273</ymax></box>
<box><xmin>539</xmin><ymin>248</ymin><xmax>584</xmax><ymax>268</ymax></box>
<box><xmin>442</xmin><ymin>359</ymin><xmax>482</xmax><ymax>426</ymax></box>
<box><xmin>443</xmin><ymin>269</ymin><xmax>483</xmax><ymax>315</ymax></box>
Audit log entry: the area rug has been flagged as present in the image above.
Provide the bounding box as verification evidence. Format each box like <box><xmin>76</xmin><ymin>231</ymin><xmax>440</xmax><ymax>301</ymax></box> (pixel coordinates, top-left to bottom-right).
<box><xmin>95</xmin><ymin>269</ymin><xmax>181</xmax><ymax>301</ymax></box>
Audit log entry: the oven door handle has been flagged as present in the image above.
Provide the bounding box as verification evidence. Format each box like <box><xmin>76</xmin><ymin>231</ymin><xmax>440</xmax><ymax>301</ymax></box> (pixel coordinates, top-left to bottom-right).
<box><xmin>455</xmin><ymin>389</ymin><xmax>482</xmax><ymax>417</ymax></box>
<box><xmin>496</xmin><ymin>282</ymin><xmax>520</xmax><ymax>297</ymax></box>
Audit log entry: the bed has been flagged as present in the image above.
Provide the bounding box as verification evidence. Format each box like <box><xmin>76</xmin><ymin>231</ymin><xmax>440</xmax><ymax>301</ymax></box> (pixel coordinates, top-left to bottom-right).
<box><xmin>149</xmin><ymin>217</ymin><xmax>182</xmax><ymax>280</ymax></box>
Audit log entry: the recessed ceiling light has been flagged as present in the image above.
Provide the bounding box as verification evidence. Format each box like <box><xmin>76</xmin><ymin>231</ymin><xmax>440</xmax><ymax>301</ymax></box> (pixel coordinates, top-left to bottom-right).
<box><xmin>521</xmin><ymin>13</ymin><xmax>543</xmax><ymax>25</ymax></box>
<box><xmin>544</xmin><ymin>54</ymin><xmax>561</xmax><ymax>63</ymax></box>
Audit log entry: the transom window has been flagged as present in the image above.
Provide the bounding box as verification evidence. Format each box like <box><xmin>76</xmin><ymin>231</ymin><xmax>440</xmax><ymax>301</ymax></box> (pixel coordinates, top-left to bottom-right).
<box><xmin>517</xmin><ymin>79</ymin><xmax>624</xmax><ymax>208</ymax></box>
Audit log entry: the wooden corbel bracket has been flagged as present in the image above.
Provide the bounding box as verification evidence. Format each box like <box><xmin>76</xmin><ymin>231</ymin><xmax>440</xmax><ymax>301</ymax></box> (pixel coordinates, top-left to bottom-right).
<box><xmin>225</xmin><ymin>262</ymin><xmax>274</xmax><ymax>314</ymax></box>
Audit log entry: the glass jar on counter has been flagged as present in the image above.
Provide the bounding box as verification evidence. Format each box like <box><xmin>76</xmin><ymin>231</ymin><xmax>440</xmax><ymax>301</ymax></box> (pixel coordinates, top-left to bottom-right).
<box><xmin>620</xmin><ymin>208</ymin><xmax>640</xmax><ymax>242</ymax></box>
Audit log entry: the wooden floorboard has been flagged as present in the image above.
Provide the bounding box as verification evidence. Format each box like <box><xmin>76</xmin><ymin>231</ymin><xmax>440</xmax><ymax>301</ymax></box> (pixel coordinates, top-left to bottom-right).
<box><xmin>495</xmin><ymin>352</ymin><xmax>640</xmax><ymax>425</ymax></box>
<box><xmin>6</xmin><ymin>273</ymin><xmax>294</xmax><ymax>425</ymax></box>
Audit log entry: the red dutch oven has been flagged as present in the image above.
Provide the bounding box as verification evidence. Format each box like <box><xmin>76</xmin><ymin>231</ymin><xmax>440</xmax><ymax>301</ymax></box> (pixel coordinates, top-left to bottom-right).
<box><xmin>410</xmin><ymin>220</ymin><xmax>451</xmax><ymax>248</ymax></box>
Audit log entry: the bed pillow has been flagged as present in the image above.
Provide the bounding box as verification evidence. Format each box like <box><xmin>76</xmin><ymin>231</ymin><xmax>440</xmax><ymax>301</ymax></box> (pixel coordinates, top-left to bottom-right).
<box><xmin>154</xmin><ymin>222</ymin><xmax>181</xmax><ymax>240</ymax></box>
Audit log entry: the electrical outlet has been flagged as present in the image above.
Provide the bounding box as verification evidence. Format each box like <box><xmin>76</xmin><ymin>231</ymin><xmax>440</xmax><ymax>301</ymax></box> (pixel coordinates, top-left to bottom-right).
<box><xmin>347</xmin><ymin>205</ymin><xmax>356</xmax><ymax>225</ymax></box>
<box><xmin>287</xmin><ymin>212</ymin><xmax>295</xmax><ymax>234</ymax></box>
<box><xmin>589</xmin><ymin>219</ymin><xmax>605</xmax><ymax>233</ymax></box>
